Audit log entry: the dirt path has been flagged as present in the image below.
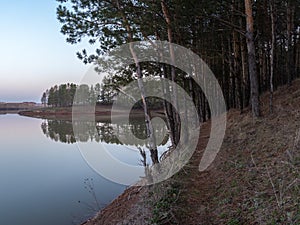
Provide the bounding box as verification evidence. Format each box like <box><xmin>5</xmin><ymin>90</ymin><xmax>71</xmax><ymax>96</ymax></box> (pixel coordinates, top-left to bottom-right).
<box><xmin>82</xmin><ymin>79</ymin><xmax>300</xmax><ymax>224</ymax></box>
<box><xmin>82</xmin><ymin>121</ymin><xmax>213</xmax><ymax>225</ymax></box>
<box><xmin>176</xmin><ymin>80</ymin><xmax>300</xmax><ymax>224</ymax></box>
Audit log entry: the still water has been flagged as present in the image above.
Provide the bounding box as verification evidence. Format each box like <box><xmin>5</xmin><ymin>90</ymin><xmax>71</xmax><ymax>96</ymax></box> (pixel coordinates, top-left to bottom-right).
<box><xmin>0</xmin><ymin>114</ymin><xmax>169</xmax><ymax>225</ymax></box>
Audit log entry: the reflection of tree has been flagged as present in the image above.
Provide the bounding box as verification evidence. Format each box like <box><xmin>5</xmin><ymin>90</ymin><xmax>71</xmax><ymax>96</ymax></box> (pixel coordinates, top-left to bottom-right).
<box><xmin>41</xmin><ymin>120</ymin><xmax>76</xmax><ymax>144</ymax></box>
<box><xmin>41</xmin><ymin>117</ymin><xmax>169</xmax><ymax>147</ymax></box>
<box><xmin>95</xmin><ymin>123</ymin><xmax>121</xmax><ymax>145</ymax></box>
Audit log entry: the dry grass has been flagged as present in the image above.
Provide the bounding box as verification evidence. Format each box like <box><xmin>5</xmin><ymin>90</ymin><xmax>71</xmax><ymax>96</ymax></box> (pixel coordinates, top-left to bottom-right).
<box><xmin>82</xmin><ymin>80</ymin><xmax>300</xmax><ymax>225</ymax></box>
<box><xmin>172</xmin><ymin>80</ymin><xmax>300</xmax><ymax>224</ymax></box>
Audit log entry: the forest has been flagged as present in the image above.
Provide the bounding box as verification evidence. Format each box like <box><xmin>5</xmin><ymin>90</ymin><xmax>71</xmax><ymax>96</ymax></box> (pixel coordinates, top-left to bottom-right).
<box><xmin>54</xmin><ymin>1</ymin><xmax>300</xmax><ymax>224</ymax></box>
<box><xmin>41</xmin><ymin>83</ymin><xmax>101</xmax><ymax>107</ymax></box>
<box><xmin>56</xmin><ymin>0</ymin><xmax>300</xmax><ymax>117</ymax></box>
<box><xmin>56</xmin><ymin>0</ymin><xmax>300</xmax><ymax>157</ymax></box>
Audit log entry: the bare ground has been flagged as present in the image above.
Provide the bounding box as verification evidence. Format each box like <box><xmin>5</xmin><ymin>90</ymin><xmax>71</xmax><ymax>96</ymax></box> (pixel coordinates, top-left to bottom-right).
<box><xmin>83</xmin><ymin>79</ymin><xmax>300</xmax><ymax>224</ymax></box>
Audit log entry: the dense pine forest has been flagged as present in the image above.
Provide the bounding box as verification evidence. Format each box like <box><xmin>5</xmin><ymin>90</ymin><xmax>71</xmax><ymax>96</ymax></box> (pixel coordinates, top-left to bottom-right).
<box><xmin>41</xmin><ymin>83</ymin><xmax>101</xmax><ymax>107</ymax></box>
<box><xmin>53</xmin><ymin>1</ymin><xmax>300</xmax><ymax>224</ymax></box>
<box><xmin>56</xmin><ymin>0</ymin><xmax>300</xmax><ymax>119</ymax></box>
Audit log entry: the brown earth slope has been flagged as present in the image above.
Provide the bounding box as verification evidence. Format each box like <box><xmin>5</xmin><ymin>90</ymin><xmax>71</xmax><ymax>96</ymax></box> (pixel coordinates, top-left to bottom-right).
<box><xmin>84</xmin><ymin>79</ymin><xmax>300</xmax><ymax>224</ymax></box>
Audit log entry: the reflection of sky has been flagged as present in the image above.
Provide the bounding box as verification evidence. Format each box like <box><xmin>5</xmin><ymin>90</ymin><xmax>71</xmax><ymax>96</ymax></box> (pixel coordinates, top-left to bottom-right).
<box><xmin>102</xmin><ymin>141</ymin><xmax>171</xmax><ymax>166</ymax></box>
<box><xmin>0</xmin><ymin>114</ymin><xmax>125</xmax><ymax>225</ymax></box>
<box><xmin>93</xmin><ymin>121</ymin><xmax>170</xmax><ymax>166</ymax></box>
<box><xmin>76</xmin><ymin>123</ymin><xmax>171</xmax><ymax>185</ymax></box>
<box><xmin>42</xmin><ymin>117</ymin><xmax>171</xmax><ymax>185</ymax></box>
<box><xmin>0</xmin><ymin>114</ymin><xmax>42</xmax><ymax>141</ymax></box>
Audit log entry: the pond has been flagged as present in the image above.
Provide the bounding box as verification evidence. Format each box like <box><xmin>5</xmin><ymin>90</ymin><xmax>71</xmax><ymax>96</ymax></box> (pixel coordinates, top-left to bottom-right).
<box><xmin>0</xmin><ymin>114</ymin><xmax>170</xmax><ymax>225</ymax></box>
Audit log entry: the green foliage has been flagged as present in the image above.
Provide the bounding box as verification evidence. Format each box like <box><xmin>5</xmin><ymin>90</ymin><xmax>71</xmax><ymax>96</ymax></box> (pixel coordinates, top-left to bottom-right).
<box><xmin>54</xmin><ymin>1</ymin><xmax>300</xmax><ymax>223</ymax></box>
<box><xmin>41</xmin><ymin>117</ymin><xmax>168</xmax><ymax>145</ymax></box>
<box><xmin>227</xmin><ymin>218</ymin><xmax>241</xmax><ymax>225</ymax></box>
<box><xmin>46</xmin><ymin>83</ymin><xmax>75</xmax><ymax>107</ymax></box>
<box><xmin>56</xmin><ymin>0</ymin><xmax>140</xmax><ymax>63</ymax></box>
<box><xmin>56</xmin><ymin>0</ymin><xmax>300</xmax><ymax>120</ymax></box>
<box><xmin>41</xmin><ymin>92</ymin><xmax>47</xmax><ymax>106</ymax></box>
<box><xmin>43</xmin><ymin>83</ymin><xmax>101</xmax><ymax>107</ymax></box>
<box><xmin>150</xmin><ymin>183</ymin><xmax>180</xmax><ymax>225</ymax></box>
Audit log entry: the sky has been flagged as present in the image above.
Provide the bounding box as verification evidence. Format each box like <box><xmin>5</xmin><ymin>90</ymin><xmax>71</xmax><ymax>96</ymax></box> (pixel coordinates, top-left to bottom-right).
<box><xmin>0</xmin><ymin>1</ymin><xmax>95</xmax><ymax>102</ymax></box>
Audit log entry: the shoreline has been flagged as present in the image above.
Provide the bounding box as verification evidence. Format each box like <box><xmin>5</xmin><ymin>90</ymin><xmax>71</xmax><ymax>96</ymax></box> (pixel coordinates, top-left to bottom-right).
<box><xmin>80</xmin><ymin>120</ymin><xmax>212</xmax><ymax>225</ymax></box>
<box><xmin>81</xmin><ymin>185</ymin><xmax>148</xmax><ymax>225</ymax></box>
<box><xmin>18</xmin><ymin>105</ymin><xmax>164</xmax><ymax>121</ymax></box>
<box><xmin>11</xmin><ymin>79</ymin><xmax>300</xmax><ymax>224</ymax></box>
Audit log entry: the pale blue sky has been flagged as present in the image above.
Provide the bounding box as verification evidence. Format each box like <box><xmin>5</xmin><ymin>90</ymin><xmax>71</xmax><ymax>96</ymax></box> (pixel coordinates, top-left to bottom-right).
<box><xmin>0</xmin><ymin>1</ymin><xmax>95</xmax><ymax>102</ymax></box>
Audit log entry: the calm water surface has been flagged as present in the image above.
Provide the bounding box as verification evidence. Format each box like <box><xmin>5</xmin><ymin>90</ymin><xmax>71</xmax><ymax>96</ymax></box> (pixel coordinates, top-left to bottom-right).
<box><xmin>0</xmin><ymin>114</ymin><xmax>169</xmax><ymax>225</ymax></box>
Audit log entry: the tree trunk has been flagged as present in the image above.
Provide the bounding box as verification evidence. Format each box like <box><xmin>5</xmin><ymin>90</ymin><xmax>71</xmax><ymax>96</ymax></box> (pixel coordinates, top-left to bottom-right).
<box><xmin>228</xmin><ymin>37</ymin><xmax>236</xmax><ymax>108</ymax></box>
<box><xmin>116</xmin><ymin>0</ymin><xmax>159</xmax><ymax>164</ymax></box>
<box><xmin>222</xmin><ymin>36</ymin><xmax>230</xmax><ymax>108</ymax></box>
<box><xmin>296</xmin><ymin>40</ymin><xmax>300</xmax><ymax>77</ymax></box>
<box><xmin>245</xmin><ymin>0</ymin><xmax>260</xmax><ymax>117</ymax></box>
<box><xmin>240</xmin><ymin>26</ymin><xmax>249</xmax><ymax>108</ymax></box>
<box><xmin>286</xmin><ymin>0</ymin><xmax>294</xmax><ymax>85</ymax></box>
<box><xmin>270</xmin><ymin>0</ymin><xmax>275</xmax><ymax>113</ymax></box>
<box><xmin>233</xmin><ymin>30</ymin><xmax>243</xmax><ymax>112</ymax></box>
<box><xmin>161</xmin><ymin>0</ymin><xmax>180</xmax><ymax>145</ymax></box>
<box><xmin>161</xmin><ymin>64</ymin><xmax>176</xmax><ymax>147</ymax></box>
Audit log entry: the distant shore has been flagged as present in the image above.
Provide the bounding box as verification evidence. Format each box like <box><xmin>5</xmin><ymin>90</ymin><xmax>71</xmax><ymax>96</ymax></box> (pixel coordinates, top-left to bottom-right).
<box><xmin>0</xmin><ymin>102</ymin><xmax>41</xmax><ymax>112</ymax></box>
<box><xmin>18</xmin><ymin>104</ymin><xmax>164</xmax><ymax>121</ymax></box>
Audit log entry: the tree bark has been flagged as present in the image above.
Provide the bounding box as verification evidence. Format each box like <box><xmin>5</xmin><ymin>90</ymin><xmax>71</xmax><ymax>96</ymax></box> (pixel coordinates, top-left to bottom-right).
<box><xmin>115</xmin><ymin>0</ymin><xmax>159</xmax><ymax>164</ymax></box>
<box><xmin>286</xmin><ymin>0</ymin><xmax>295</xmax><ymax>85</ymax></box>
<box><xmin>245</xmin><ymin>0</ymin><xmax>260</xmax><ymax>117</ymax></box>
<box><xmin>161</xmin><ymin>0</ymin><xmax>180</xmax><ymax>145</ymax></box>
<box><xmin>233</xmin><ymin>30</ymin><xmax>243</xmax><ymax>112</ymax></box>
<box><xmin>270</xmin><ymin>0</ymin><xmax>275</xmax><ymax>113</ymax></box>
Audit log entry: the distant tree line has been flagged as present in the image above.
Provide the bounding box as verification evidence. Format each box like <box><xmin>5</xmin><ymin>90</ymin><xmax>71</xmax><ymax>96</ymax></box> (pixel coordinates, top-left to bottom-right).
<box><xmin>100</xmin><ymin>72</ymin><xmax>164</xmax><ymax>109</ymax></box>
<box><xmin>41</xmin><ymin>81</ymin><xmax>164</xmax><ymax>108</ymax></box>
<box><xmin>41</xmin><ymin>83</ymin><xmax>103</xmax><ymax>107</ymax></box>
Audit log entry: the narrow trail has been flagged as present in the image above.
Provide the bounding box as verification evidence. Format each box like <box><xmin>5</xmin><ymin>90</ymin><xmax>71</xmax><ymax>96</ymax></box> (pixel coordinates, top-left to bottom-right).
<box><xmin>83</xmin><ymin>79</ymin><xmax>300</xmax><ymax>224</ymax></box>
<box><xmin>83</xmin><ymin>121</ymin><xmax>214</xmax><ymax>225</ymax></box>
<box><xmin>176</xmin><ymin>121</ymin><xmax>217</xmax><ymax>224</ymax></box>
<box><xmin>177</xmin><ymin>79</ymin><xmax>300</xmax><ymax>224</ymax></box>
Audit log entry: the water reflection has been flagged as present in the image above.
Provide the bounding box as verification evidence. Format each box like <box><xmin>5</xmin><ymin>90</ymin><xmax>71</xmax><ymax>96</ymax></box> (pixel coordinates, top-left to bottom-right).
<box><xmin>41</xmin><ymin>117</ymin><xmax>174</xmax><ymax>185</ymax></box>
<box><xmin>41</xmin><ymin>117</ymin><xmax>169</xmax><ymax>147</ymax></box>
<box><xmin>41</xmin><ymin>120</ymin><xmax>76</xmax><ymax>143</ymax></box>
<box><xmin>0</xmin><ymin>114</ymin><xmax>127</xmax><ymax>225</ymax></box>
